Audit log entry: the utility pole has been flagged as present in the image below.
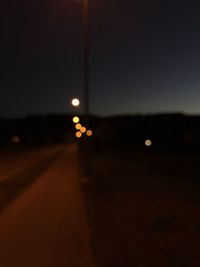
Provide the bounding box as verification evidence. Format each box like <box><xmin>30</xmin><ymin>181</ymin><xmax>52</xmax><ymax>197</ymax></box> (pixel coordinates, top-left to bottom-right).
<box><xmin>83</xmin><ymin>0</ymin><xmax>90</xmax><ymax>125</ymax></box>
<box><xmin>82</xmin><ymin>0</ymin><xmax>91</xmax><ymax>177</ymax></box>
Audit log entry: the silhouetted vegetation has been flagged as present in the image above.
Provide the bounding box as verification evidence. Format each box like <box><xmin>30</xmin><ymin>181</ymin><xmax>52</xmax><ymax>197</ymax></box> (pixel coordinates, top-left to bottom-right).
<box><xmin>0</xmin><ymin>113</ymin><xmax>200</xmax><ymax>153</ymax></box>
<box><xmin>93</xmin><ymin>114</ymin><xmax>200</xmax><ymax>154</ymax></box>
<box><xmin>0</xmin><ymin>114</ymin><xmax>74</xmax><ymax>146</ymax></box>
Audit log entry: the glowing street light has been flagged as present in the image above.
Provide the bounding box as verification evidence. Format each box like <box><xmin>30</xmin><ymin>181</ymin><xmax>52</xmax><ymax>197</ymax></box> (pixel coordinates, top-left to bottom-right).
<box><xmin>80</xmin><ymin>126</ymin><xmax>87</xmax><ymax>133</ymax></box>
<box><xmin>73</xmin><ymin>116</ymin><xmax>80</xmax><ymax>123</ymax></box>
<box><xmin>71</xmin><ymin>98</ymin><xmax>80</xmax><ymax>107</ymax></box>
<box><xmin>145</xmin><ymin>139</ymin><xmax>152</xmax><ymax>147</ymax></box>
<box><xmin>76</xmin><ymin>131</ymin><xmax>82</xmax><ymax>138</ymax></box>
<box><xmin>86</xmin><ymin>129</ymin><xmax>93</xmax><ymax>137</ymax></box>
<box><xmin>75</xmin><ymin>123</ymin><xmax>82</xmax><ymax>130</ymax></box>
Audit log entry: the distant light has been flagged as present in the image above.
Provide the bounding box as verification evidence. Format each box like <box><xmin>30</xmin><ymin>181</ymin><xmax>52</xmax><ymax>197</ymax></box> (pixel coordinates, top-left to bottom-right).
<box><xmin>73</xmin><ymin>116</ymin><xmax>80</xmax><ymax>123</ymax></box>
<box><xmin>76</xmin><ymin>131</ymin><xmax>82</xmax><ymax>138</ymax></box>
<box><xmin>145</xmin><ymin>139</ymin><xmax>152</xmax><ymax>147</ymax></box>
<box><xmin>75</xmin><ymin>123</ymin><xmax>82</xmax><ymax>130</ymax></box>
<box><xmin>11</xmin><ymin>136</ymin><xmax>20</xmax><ymax>144</ymax></box>
<box><xmin>86</xmin><ymin>130</ymin><xmax>93</xmax><ymax>137</ymax></box>
<box><xmin>80</xmin><ymin>126</ymin><xmax>86</xmax><ymax>133</ymax></box>
<box><xmin>72</xmin><ymin>98</ymin><xmax>80</xmax><ymax>107</ymax></box>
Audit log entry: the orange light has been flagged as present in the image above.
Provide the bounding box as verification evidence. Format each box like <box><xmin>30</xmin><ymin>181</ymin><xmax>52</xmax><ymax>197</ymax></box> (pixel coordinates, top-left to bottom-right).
<box><xmin>73</xmin><ymin>116</ymin><xmax>79</xmax><ymax>123</ymax></box>
<box><xmin>86</xmin><ymin>130</ymin><xmax>93</xmax><ymax>137</ymax></box>
<box><xmin>145</xmin><ymin>139</ymin><xmax>152</xmax><ymax>147</ymax></box>
<box><xmin>75</xmin><ymin>123</ymin><xmax>82</xmax><ymax>130</ymax></box>
<box><xmin>80</xmin><ymin>126</ymin><xmax>86</xmax><ymax>133</ymax></box>
<box><xmin>76</xmin><ymin>131</ymin><xmax>82</xmax><ymax>138</ymax></box>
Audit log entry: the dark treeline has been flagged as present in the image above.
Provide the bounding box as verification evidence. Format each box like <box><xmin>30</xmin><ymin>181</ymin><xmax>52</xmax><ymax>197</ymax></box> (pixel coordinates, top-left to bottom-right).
<box><xmin>94</xmin><ymin>114</ymin><xmax>200</xmax><ymax>153</ymax></box>
<box><xmin>0</xmin><ymin>114</ymin><xmax>74</xmax><ymax>146</ymax></box>
<box><xmin>0</xmin><ymin>113</ymin><xmax>200</xmax><ymax>153</ymax></box>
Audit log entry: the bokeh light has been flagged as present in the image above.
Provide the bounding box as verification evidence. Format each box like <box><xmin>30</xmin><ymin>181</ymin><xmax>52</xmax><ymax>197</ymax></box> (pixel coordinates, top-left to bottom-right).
<box><xmin>75</xmin><ymin>123</ymin><xmax>82</xmax><ymax>130</ymax></box>
<box><xmin>71</xmin><ymin>98</ymin><xmax>80</xmax><ymax>107</ymax></box>
<box><xmin>76</xmin><ymin>131</ymin><xmax>82</xmax><ymax>138</ymax></box>
<box><xmin>145</xmin><ymin>139</ymin><xmax>152</xmax><ymax>147</ymax></box>
<box><xmin>11</xmin><ymin>136</ymin><xmax>20</xmax><ymax>144</ymax></box>
<box><xmin>80</xmin><ymin>126</ymin><xmax>87</xmax><ymax>133</ymax></box>
<box><xmin>73</xmin><ymin>116</ymin><xmax>80</xmax><ymax>123</ymax></box>
<box><xmin>86</xmin><ymin>130</ymin><xmax>93</xmax><ymax>137</ymax></box>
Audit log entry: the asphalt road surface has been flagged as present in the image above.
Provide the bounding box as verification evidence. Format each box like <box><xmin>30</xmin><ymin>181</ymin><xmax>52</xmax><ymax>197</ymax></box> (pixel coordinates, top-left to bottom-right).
<box><xmin>0</xmin><ymin>143</ymin><xmax>94</xmax><ymax>267</ymax></box>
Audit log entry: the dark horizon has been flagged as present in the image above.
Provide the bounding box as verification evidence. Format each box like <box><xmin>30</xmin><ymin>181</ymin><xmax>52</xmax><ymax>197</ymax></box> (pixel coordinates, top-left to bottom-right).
<box><xmin>1</xmin><ymin>111</ymin><xmax>200</xmax><ymax>120</ymax></box>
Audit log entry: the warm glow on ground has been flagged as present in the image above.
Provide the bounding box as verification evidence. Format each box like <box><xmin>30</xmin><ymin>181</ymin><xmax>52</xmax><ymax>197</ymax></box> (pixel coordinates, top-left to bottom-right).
<box><xmin>145</xmin><ymin>139</ymin><xmax>152</xmax><ymax>146</ymax></box>
<box><xmin>80</xmin><ymin>127</ymin><xmax>86</xmax><ymax>133</ymax></box>
<box><xmin>73</xmin><ymin>116</ymin><xmax>80</xmax><ymax>123</ymax></box>
<box><xmin>76</xmin><ymin>131</ymin><xmax>82</xmax><ymax>138</ymax></box>
<box><xmin>86</xmin><ymin>130</ymin><xmax>93</xmax><ymax>137</ymax></box>
<box><xmin>71</xmin><ymin>98</ymin><xmax>80</xmax><ymax>107</ymax></box>
<box><xmin>75</xmin><ymin>123</ymin><xmax>82</xmax><ymax>130</ymax></box>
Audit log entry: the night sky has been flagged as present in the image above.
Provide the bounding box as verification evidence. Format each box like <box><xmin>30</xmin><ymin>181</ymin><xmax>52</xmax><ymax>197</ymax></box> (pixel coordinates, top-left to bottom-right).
<box><xmin>1</xmin><ymin>0</ymin><xmax>200</xmax><ymax>117</ymax></box>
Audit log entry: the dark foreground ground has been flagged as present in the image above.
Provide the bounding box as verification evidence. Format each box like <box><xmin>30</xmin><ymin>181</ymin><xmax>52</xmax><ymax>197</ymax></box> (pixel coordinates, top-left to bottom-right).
<box><xmin>82</xmin><ymin>148</ymin><xmax>200</xmax><ymax>267</ymax></box>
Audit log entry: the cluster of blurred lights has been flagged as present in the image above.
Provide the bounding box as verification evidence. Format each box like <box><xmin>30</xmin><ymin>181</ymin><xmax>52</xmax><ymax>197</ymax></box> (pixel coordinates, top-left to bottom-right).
<box><xmin>71</xmin><ymin>98</ymin><xmax>93</xmax><ymax>139</ymax></box>
<box><xmin>72</xmin><ymin>116</ymin><xmax>93</xmax><ymax>139</ymax></box>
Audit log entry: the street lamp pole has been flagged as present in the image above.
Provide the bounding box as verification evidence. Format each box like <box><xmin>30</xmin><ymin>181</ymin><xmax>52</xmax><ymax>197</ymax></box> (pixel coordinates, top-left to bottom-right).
<box><xmin>83</xmin><ymin>0</ymin><xmax>90</xmax><ymax>125</ymax></box>
<box><xmin>82</xmin><ymin>0</ymin><xmax>91</xmax><ymax>177</ymax></box>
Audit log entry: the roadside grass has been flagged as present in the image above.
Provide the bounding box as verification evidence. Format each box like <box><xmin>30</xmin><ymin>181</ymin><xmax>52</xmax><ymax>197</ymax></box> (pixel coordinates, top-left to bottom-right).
<box><xmin>83</xmin><ymin>150</ymin><xmax>200</xmax><ymax>267</ymax></box>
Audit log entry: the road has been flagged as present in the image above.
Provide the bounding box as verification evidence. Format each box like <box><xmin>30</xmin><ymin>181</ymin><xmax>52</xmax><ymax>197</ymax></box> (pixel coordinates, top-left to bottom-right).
<box><xmin>0</xmin><ymin>143</ymin><xmax>94</xmax><ymax>267</ymax></box>
<box><xmin>0</xmin><ymin>145</ymin><xmax>64</xmax><ymax>182</ymax></box>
